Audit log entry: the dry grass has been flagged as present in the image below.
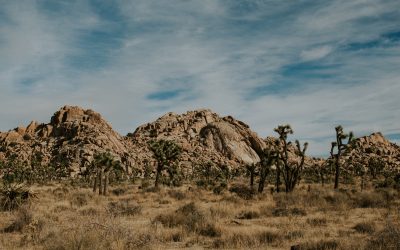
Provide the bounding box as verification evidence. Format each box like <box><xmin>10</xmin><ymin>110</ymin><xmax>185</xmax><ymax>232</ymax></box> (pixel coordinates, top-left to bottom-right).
<box><xmin>0</xmin><ymin>182</ymin><xmax>398</xmax><ymax>249</ymax></box>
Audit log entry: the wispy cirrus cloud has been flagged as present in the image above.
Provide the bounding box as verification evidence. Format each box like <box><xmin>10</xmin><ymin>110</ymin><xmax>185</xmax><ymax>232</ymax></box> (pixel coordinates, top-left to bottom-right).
<box><xmin>0</xmin><ymin>0</ymin><xmax>399</xmax><ymax>156</ymax></box>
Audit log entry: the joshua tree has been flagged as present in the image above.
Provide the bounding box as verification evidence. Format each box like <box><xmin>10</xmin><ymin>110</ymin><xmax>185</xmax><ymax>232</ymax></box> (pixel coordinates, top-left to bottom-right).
<box><xmin>257</xmin><ymin>147</ymin><xmax>279</xmax><ymax>193</ymax></box>
<box><xmin>148</xmin><ymin>139</ymin><xmax>182</xmax><ymax>188</ymax></box>
<box><xmin>274</xmin><ymin>125</ymin><xmax>308</xmax><ymax>193</ymax></box>
<box><xmin>246</xmin><ymin>164</ymin><xmax>257</xmax><ymax>190</ymax></box>
<box><xmin>92</xmin><ymin>152</ymin><xmax>122</xmax><ymax>195</ymax></box>
<box><xmin>330</xmin><ymin>126</ymin><xmax>353</xmax><ymax>190</ymax></box>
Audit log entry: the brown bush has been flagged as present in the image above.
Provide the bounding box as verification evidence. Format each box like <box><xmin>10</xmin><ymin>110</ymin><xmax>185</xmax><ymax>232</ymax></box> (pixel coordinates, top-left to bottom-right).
<box><xmin>272</xmin><ymin>207</ymin><xmax>307</xmax><ymax>217</ymax></box>
<box><xmin>291</xmin><ymin>240</ymin><xmax>339</xmax><ymax>250</ymax></box>
<box><xmin>213</xmin><ymin>230</ymin><xmax>282</xmax><ymax>248</ymax></box>
<box><xmin>353</xmin><ymin>221</ymin><xmax>375</xmax><ymax>234</ymax></box>
<box><xmin>365</xmin><ymin>223</ymin><xmax>400</xmax><ymax>249</ymax></box>
<box><xmin>3</xmin><ymin>206</ymin><xmax>33</xmax><ymax>233</ymax></box>
<box><xmin>111</xmin><ymin>187</ymin><xmax>127</xmax><ymax>196</ymax></box>
<box><xmin>69</xmin><ymin>191</ymin><xmax>92</xmax><ymax>207</ymax></box>
<box><xmin>307</xmin><ymin>217</ymin><xmax>327</xmax><ymax>227</ymax></box>
<box><xmin>168</xmin><ymin>189</ymin><xmax>186</xmax><ymax>200</ymax></box>
<box><xmin>353</xmin><ymin>192</ymin><xmax>386</xmax><ymax>208</ymax></box>
<box><xmin>229</xmin><ymin>184</ymin><xmax>255</xmax><ymax>200</ymax></box>
<box><xmin>237</xmin><ymin>210</ymin><xmax>260</xmax><ymax>219</ymax></box>
<box><xmin>107</xmin><ymin>200</ymin><xmax>142</xmax><ymax>217</ymax></box>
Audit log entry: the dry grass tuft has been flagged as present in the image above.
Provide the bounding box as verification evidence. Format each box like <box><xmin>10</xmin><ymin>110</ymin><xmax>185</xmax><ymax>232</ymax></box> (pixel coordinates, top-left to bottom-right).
<box><xmin>365</xmin><ymin>223</ymin><xmax>400</xmax><ymax>249</ymax></box>
<box><xmin>353</xmin><ymin>221</ymin><xmax>375</xmax><ymax>234</ymax></box>
<box><xmin>229</xmin><ymin>184</ymin><xmax>255</xmax><ymax>200</ymax></box>
<box><xmin>167</xmin><ymin>189</ymin><xmax>186</xmax><ymax>200</ymax></box>
<box><xmin>272</xmin><ymin>207</ymin><xmax>307</xmax><ymax>217</ymax></box>
<box><xmin>353</xmin><ymin>192</ymin><xmax>386</xmax><ymax>208</ymax></box>
<box><xmin>3</xmin><ymin>206</ymin><xmax>33</xmax><ymax>233</ymax></box>
<box><xmin>69</xmin><ymin>191</ymin><xmax>92</xmax><ymax>207</ymax></box>
<box><xmin>291</xmin><ymin>239</ymin><xmax>339</xmax><ymax>250</ymax></box>
<box><xmin>307</xmin><ymin>217</ymin><xmax>327</xmax><ymax>227</ymax></box>
<box><xmin>213</xmin><ymin>229</ymin><xmax>282</xmax><ymax>248</ymax></box>
<box><xmin>236</xmin><ymin>210</ymin><xmax>260</xmax><ymax>219</ymax></box>
<box><xmin>107</xmin><ymin>200</ymin><xmax>142</xmax><ymax>217</ymax></box>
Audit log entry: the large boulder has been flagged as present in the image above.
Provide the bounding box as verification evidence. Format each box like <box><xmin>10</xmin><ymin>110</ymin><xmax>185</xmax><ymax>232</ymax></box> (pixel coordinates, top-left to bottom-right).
<box><xmin>129</xmin><ymin>109</ymin><xmax>266</xmax><ymax>170</ymax></box>
<box><xmin>0</xmin><ymin>106</ymin><xmax>135</xmax><ymax>175</ymax></box>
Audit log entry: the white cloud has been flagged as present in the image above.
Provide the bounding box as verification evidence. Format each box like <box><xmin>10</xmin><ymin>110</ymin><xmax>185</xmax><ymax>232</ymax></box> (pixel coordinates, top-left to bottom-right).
<box><xmin>300</xmin><ymin>46</ymin><xmax>333</xmax><ymax>61</ymax></box>
<box><xmin>0</xmin><ymin>0</ymin><xmax>399</xmax><ymax>157</ymax></box>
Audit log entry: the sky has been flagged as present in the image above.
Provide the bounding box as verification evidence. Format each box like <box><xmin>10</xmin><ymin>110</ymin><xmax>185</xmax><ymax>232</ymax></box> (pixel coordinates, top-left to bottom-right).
<box><xmin>0</xmin><ymin>0</ymin><xmax>399</xmax><ymax>156</ymax></box>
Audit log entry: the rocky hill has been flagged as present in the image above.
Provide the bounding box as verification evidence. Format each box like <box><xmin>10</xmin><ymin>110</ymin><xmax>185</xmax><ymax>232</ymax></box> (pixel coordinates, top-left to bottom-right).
<box><xmin>1</xmin><ymin>106</ymin><xmax>399</xmax><ymax>178</ymax></box>
<box><xmin>0</xmin><ymin>106</ymin><xmax>135</xmax><ymax>175</ymax></box>
<box><xmin>129</xmin><ymin>109</ymin><xmax>266</xmax><ymax>172</ymax></box>
<box><xmin>344</xmin><ymin>132</ymin><xmax>400</xmax><ymax>171</ymax></box>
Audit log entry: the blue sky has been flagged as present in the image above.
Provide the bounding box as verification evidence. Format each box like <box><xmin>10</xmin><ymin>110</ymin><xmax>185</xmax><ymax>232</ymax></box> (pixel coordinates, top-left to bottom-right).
<box><xmin>0</xmin><ymin>0</ymin><xmax>399</xmax><ymax>156</ymax></box>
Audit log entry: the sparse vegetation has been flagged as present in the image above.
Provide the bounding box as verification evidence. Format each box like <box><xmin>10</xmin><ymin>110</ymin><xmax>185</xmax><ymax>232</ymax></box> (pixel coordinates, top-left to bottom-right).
<box><xmin>273</xmin><ymin>124</ymin><xmax>309</xmax><ymax>192</ymax></box>
<box><xmin>0</xmin><ymin>117</ymin><xmax>399</xmax><ymax>250</ymax></box>
<box><xmin>148</xmin><ymin>139</ymin><xmax>182</xmax><ymax>188</ymax></box>
<box><xmin>330</xmin><ymin>125</ymin><xmax>354</xmax><ymax>189</ymax></box>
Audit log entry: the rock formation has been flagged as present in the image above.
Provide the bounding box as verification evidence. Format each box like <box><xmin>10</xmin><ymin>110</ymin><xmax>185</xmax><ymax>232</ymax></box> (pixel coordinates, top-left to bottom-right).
<box><xmin>0</xmin><ymin>106</ymin><xmax>135</xmax><ymax>175</ymax></box>
<box><xmin>129</xmin><ymin>109</ymin><xmax>266</xmax><ymax>172</ymax></box>
<box><xmin>343</xmin><ymin>132</ymin><xmax>400</xmax><ymax>172</ymax></box>
<box><xmin>1</xmin><ymin>106</ymin><xmax>399</xmax><ymax>179</ymax></box>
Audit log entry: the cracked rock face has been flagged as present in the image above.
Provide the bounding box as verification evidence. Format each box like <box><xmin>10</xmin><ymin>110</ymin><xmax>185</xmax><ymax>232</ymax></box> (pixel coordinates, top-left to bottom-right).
<box><xmin>129</xmin><ymin>109</ymin><xmax>266</xmax><ymax>170</ymax></box>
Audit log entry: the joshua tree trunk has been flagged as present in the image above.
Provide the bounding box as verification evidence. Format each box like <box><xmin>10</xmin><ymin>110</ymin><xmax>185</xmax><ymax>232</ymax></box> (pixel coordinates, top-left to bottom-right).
<box><xmin>155</xmin><ymin>164</ymin><xmax>162</xmax><ymax>188</ymax></box>
<box><xmin>93</xmin><ymin>170</ymin><xmax>99</xmax><ymax>193</ymax></box>
<box><xmin>258</xmin><ymin>168</ymin><xmax>269</xmax><ymax>193</ymax></box>
<box><xmin>103</xmin><ymin>171</ymin><xmax>109</xmax><ymax>195</ymax></box>
<box><xmin>276</xmin><ymin>168</ymin><xmax>281</xmax><ymax>193</ymax></box>
<box><xmin>334</xmin><ymin>157</ymin><xmax>340</xmax><ymax>189</ymax></box>
<box><xmin>250</xmin><ymin>170</ymin><xmax>255</xmax><ymax>190</ymax></box>
<box><xmin>99</xmin><ymin>169</ymin><xmax>103</xmax><ymax>195</ymax></box>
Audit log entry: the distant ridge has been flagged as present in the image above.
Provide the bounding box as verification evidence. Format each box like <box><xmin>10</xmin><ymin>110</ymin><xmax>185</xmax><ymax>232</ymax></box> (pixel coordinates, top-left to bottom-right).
<box><xmin>1</xmin><ymin>106</ymin><xmax>399</xmax><ymax>176</ymax></box>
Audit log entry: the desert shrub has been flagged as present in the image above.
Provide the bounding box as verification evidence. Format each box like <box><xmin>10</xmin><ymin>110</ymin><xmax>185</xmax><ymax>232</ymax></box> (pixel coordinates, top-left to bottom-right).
<box><xmin>237</xmin><ymin>210</ymin><xmax>260</xmax><ymax>219</ymax></box>
<box><xmin>52</xmin><ymin>186</ymin><xmax>69</xmax><ymax>199</ymax></box>
<box><xmin>158</xmin><ymin>199</ymin><xmax>170</xmax><ymax>204</ymax></box>
<box><xmin>284</xmin><ymin>230</ymin><xmax>304</xmax><ymax>240</ymax></box>
<box><xmin>3</xmin><ymin>206</ymin><xmax>33</xmax><ymax>233</ymax></box>
<box><xmin>213</xmin><ymin>230</ymin><xmax>282</xmax><ymax>248</ymax></box>
<box><xmin>107</xmin><ymin>200</ymin><xmax>142</xmax><ymax>217</ymax></box>
<box><xmin>353</xmin><ymin>222</ymin><xmax>375</xmax><ymax>234</ymax></box>
<box><xmin>111</xmin><ymin>187</ymin><xmax>127</xmax><ymax>196</ymax></box>
<box><xmin>79</xmin><ymin>207</ymin><xmax>100</xmax><ymax>216</ymax></box>
<box><xmin>258</xmin><ymin>230</ymin><xmax>282</xmax><ymax>244</ymax></box>
<box><xmin>365</xmin><ymin>223</ymin><xmax>400</xmax><ymax>249</ymax></box>
<box><xmin>291</xmin><ymin>240</ymin><xmax>339</xmax><ymax>250</ymax></box>
<box><xmin>274</xmin><ymin>192</ymin><xmax>300</xmax><ymax>207</ymax></box>
<box><xmin>69</xmin><ymin>191</ymin><xmax>92</xmax><ymax>207</ymax></box>
<box><xmin>0</xmin><ymin>184</ymin><xmax>36</xmax><ymax>211</ymax></box>
<box><xmin>193</xmin><ymin>161</ymin><xmax>229</xmax><ymax>192</ymax></box>
<box><xmin>168</xmin><ymin>189</ymin><xmax>186</xmax><ymax>200</ymax></box>
<box><xmin>153</xmin><ymin>202</ymin><xmax>217</xmax><ymax>236</ymax></box>
<box><xmin>229</xmin><ymin>184</ymin><xmax>255</xmax><ymax>200</ymax></box>
<box><xmin>353</xmin><ymin>192</ymin><xmax>386</xmax><ymax>208</ymax></box>
<box><xmin>212</xmin><ymin>182</ymin><xmax>227</xmax><ymax>194</ymax></box>
<box><xmin>323</xmin><ymin>191</ymin><xmax>351</xmax><ymax>207</ymax></box>
<box><xmin>143</xmin><ymin>186</ymin><xmax>159</xmax><ymax>193</ymax></box>
<box><xmin>140</xmin><ymin>179</ymin><xmax>151</xmax><ymax>189</ymax></box>
<box><xmin>272</xmin><ymin>207</ymin><xmax>307</xmax><ymax>217</ymax></box>
<box><xmin>307</xmin><ymin>217</ymin><xmax>327</xmax><ymax>227</ymax></box>
<box><xmin>302</xmin><ymin>190</ymin><xmax>327</xmax><ymax>207</ymax></box>
<box><xmin>199</xmin><ymin>223</ymin><xmax>222</xmax><ymax>237</ymax></box>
